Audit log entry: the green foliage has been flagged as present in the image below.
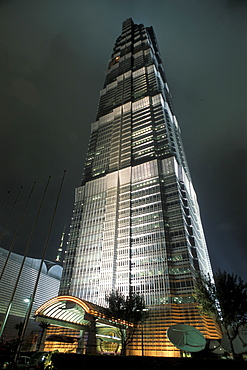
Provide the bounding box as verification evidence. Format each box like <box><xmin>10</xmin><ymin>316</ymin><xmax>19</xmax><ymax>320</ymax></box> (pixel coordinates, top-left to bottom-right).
<box><xmin>14</xmin><ymin>322</ymin><xmax>24</xmax><ymax>337</ymax></box>
<box><xmin>105</xmin><ymin>290</ymin><xmax>148</xmax><ymax>325</ymax></box>
<box><xmin>44</xmin><ymin>350</ymin><xmax>59</xmax><ymax>369</ymax></box>
<box><xmin>37</xmin><ymin>321</ymin><xmax>51</xmax><ymax>350</ymax></box>
<box><xmin>105</xmin><ymin>291</ymin><xmax>148</xmax><ymax>355</ymax></box>
<box><xmin>38</xmin><ymin>321</ymin><xmax>51</xmax><ymax>330</ymax></box>
<box><xmin>194</xmin><ymin>270</ymin><xmax>247</xmax><ymax>328</ymax></box>
<box><xmin>193</xmin><ymin>274</ymin><xmax>218</xmax><ymax>319</ymax></box>
<box><xmin>193</xmin><ymin>270</ymin><xmax>247</xmax><ymax>358</ymax></box>
<box><xmin>214</xmin><ymin>270</ymin><xmax>247</xmax><ymax>328</ymax></box>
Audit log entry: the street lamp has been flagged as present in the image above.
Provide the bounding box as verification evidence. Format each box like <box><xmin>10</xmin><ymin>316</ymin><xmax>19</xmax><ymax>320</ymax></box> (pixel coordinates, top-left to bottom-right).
<box><xmin>12</xmin><ymin>295</ymin><xmax>33</xmax><ymax>369</ymax></box>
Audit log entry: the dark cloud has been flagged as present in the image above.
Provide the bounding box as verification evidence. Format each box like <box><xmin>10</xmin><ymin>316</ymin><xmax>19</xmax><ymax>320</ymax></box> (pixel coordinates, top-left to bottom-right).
<box><xmin>0</xmin><ymin>0</ymin><xmax>246</xmax><ymax>280</ymax></box>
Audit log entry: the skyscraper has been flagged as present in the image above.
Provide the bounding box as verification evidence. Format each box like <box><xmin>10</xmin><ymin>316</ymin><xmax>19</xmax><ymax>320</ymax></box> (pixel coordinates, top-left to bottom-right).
<box><xmin>60</xmin><ymin>18</ymin><xmax>220</xmax><ymax>356</ymax></box>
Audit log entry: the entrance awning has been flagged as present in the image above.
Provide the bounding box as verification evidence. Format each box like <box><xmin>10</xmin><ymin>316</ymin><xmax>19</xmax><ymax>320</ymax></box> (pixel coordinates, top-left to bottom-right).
<box><xmin>35</xmin><ymin>296</ymin><xmax>91</xmax><ymax>329</ymax></box>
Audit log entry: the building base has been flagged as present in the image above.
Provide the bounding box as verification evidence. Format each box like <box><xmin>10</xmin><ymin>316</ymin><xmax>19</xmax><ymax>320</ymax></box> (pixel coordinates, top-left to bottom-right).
<box><xmin>127</xmin><ymin>303</ymin><xmax>222</xmax><ymax>357</ymax></box>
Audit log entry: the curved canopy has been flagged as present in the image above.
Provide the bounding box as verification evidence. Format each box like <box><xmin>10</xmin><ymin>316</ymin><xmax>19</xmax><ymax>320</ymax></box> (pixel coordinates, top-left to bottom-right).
<box><xmin>35</xmin><ymin>295</ymin><xmax>106</xmax><ymax>327</ymax></box>
<box><xmin>35</xmin><ymin>295</ymin><xmax>133</xmax><ymax>331</ymax></box>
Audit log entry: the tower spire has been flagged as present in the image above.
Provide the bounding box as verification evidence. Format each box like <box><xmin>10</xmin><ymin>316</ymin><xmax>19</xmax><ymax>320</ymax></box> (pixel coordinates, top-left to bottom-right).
<box><xmin>55</xmin><ymin>225</ymin><xmax>66</xmax><ymax>263</ymax></box>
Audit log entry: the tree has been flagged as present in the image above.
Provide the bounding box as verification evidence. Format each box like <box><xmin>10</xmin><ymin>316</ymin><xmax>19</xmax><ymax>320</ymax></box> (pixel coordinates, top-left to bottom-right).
<box><xmin>14</xmin><ymin>322</ymin><xmax>24</xmax><ymax>337</ymax></box>
<box><xmin>193</xmin><ymin>270</ymin><xmax>247</xmax><ymax>359</ymax></box>
<box><xmin>37</xmin><ymin>321</ymin><xmax>50</xmax><ymax>351</ymax></box>
<box><xmin>105</xmin><ymin>291</ymin><xmax>148</xmax><ymax>355</ymax></box>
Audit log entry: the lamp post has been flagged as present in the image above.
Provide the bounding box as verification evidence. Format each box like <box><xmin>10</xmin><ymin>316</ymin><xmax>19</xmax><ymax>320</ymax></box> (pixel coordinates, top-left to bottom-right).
<box><xmin>11</xmin><ymin>295</ymin><xmax>32</xmax><ymax>369</ymax></box>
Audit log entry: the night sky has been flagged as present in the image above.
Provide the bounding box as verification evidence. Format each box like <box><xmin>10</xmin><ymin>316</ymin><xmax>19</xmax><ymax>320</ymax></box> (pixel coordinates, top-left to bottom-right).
<box><xmin>0</xmin><ymin>1</ymin><xmax>246</xmax><ymax>281</ymax></box>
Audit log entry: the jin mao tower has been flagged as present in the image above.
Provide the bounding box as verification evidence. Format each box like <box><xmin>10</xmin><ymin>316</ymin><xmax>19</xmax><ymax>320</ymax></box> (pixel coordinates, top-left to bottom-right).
<box><xmin>60</xmin><ymin>19</ymin><xmax>220</xmax><ymax>356</ymax></box>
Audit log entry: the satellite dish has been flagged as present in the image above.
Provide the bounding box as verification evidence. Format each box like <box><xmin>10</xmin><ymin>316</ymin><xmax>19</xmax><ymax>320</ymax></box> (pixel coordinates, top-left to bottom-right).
<box><xmin>208</xmin><ymin>339</ymin><xmax>225</xmax><ymax>355</ymax></box>
<box><xmin>221</xmin><ymin>326</ymin><xmax>247</xmax><ymax>355</ymax></box>
<box><xmin>221</xmin><ymin>334</ymin><xmax>232</xmax><ymax>353</ymax></box>
<box><xmin>167</xmin><ymin>324</ymin><xmax>206</xmax><ymax>352</ymax></box>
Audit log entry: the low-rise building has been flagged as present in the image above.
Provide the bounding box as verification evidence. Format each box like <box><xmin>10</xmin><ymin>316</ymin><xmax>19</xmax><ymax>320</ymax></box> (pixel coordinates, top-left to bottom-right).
<box><xmin>0</xmin><ymin>247</ymin><xmax>62</xmax><ymax>350</ymax></box>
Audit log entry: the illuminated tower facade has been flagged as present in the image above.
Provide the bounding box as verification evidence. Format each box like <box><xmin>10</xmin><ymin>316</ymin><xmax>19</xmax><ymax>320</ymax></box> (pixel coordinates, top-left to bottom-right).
<box><xmin>60</xmin><ymin>19</ymin><xmax>220</xmax><ymax>356</ymax></box>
